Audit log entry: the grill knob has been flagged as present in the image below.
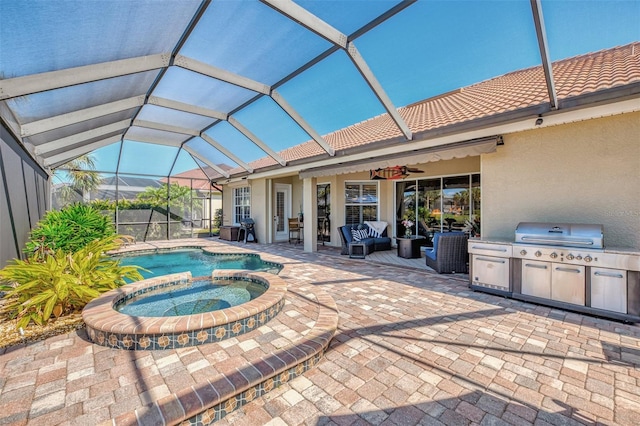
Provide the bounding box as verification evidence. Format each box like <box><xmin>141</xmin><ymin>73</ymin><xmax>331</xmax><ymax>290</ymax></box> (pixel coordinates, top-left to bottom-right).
<box><xmin>576</xmin><ymin>255</ymin><xmax>582</xmax><ymax>260</ymax></box>
<box><xmin>535</xmin><ymin>251</ymin><xmax>542</xmax><ymax>258</ymax></box>
<box><xmin>584</xmin><ymin>255</ymin><xmax>593</xmax><ymax>263</ymax></box>
<box><xmin>550</xmin><ymin>252</ymin><xmax>558</xmax><ymax>259</ymax></box>
<box><xmin>520</xmin><ymin>250</ymin><xmax>527</xmax><ymax>256</ymax></box>
<box><xmin>566</xmin><ymin>254</ymin><xmax>574</xmax><ymax>260</ymax></box>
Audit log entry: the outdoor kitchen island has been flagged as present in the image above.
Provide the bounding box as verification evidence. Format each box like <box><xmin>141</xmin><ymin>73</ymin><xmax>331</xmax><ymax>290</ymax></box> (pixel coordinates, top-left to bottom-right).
<box><xmin>468</xmin><ymin>223</ymin><xmax>640</xmax><ymax>323</ymax></box>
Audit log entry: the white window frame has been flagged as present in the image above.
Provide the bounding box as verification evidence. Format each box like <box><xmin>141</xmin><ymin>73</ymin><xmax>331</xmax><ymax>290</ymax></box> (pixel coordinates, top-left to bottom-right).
<box><xmin>344</xmin><ymin>181</ymin><xmax>379</xmax><ymax>224</ymax></box>
<box><xmin>233</xmin><ymin>186</ymin><xmax>251</xmax><ymax>225</ymax></box>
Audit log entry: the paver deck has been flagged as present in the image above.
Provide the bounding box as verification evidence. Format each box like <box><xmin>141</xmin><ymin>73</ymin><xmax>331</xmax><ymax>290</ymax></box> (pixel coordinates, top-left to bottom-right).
<box><xmin>1</xmin><ymin>238</ymin><xmax>639</xmax><ymax>426</ymax></box>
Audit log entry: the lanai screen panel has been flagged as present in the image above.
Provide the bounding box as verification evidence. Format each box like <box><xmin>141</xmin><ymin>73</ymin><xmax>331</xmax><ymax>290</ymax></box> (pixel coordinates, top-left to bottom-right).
<box><xmin>276</xmin><ymin>50</ymin><xmax>387</xmax><ymax>137</ymax></box>
<box><xmin>542</xmin><ymin>0</ymin><xmax>640</xmax><ymax>60</ymax></box>
<box><xmin>1</xmin><ymin>0</ymin><xmax>638</xmax><ymax>183</ymax></box>
<box><xmin>26</xmin><ymin>109</ymin><xmax>138</xmax><ymax>148</ymax></box>
<box><xmin>185</xmin><ymin>137</ymin><xmax>243</xmax><ymax>171</ymax></box>
<box><xmin>6</xmin><ymin>71</ymin><xmax>160</xmax><ymax>124</ymax></box>
<box><xmin>0</xmin><ymin>0</ymin><xmax>200</xmax><ymax>77</ymax></box>
<box><xmin>179</xmin><ymin>0</ymin><xmax>332</xmax><ymax>85</ymax></box>
<box><xmin>136</xmin><ymin>104</ymin><xmax>216</xmax><ymax>132</ymax></box>
<box><xmin>152</xmin><ymin>67</ymin><xmax>258</xmax><ymax>113</ymax></box>
<box><xmin>356</xmin><ymin>1</ymin><xmax>541</xmax><ymax>108</ymax></box>
<box><xmin>203</xmin><ymin>121</ymin><xmax>271</xmax><ymax>166</ymax></box>
<box><xmin>117</xmin><ymin>141</ymin><xmax>181</xmax><ymax>177</ymax></box>
<box><xmin>232</xmin><ymin>96</ymin><xmax>314</xmax><ymax>156</ymax></box>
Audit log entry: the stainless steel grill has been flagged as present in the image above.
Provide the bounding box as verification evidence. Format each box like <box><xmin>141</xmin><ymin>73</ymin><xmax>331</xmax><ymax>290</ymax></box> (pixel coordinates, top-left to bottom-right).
<box><xmin>515</xmin><ymin>222</ymin><xmax>603</xmax><ymax>250</ymax></box>
<box><xmin>469</xmin><ymin>222</ymin><xmax>640</xmax><ymax>322</ymax></box>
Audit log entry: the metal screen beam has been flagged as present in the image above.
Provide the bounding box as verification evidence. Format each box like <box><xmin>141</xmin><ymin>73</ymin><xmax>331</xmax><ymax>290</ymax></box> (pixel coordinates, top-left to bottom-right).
<box><xmin>530</xmin><ymin>0</ymin><xmax>558</xmax><ymax>110</ymax></box>
<box><xmin>227</xmin><ymin>116</ymin><xmax>287</xmax><ymax>166</ymax></box>
<box><xmin>264</xmin><ymin>0</ymin><xmax>411</xmax><ymax>142</ymax></box>
<box><xmin>0</xmin><ymin>54</ymin><xmax>170</xmax><ymax>100</ymax></box>
<box><xmin>35</xmin><ymin>119</ymin><xmax>131</xmax><ymax>155</ymax></box>
<box><xmin>175</xmin><ymin>55</ymin><xmax>271</xmax><ymax>95</ymax></box>
<box><xmin>347</xmin><ymin>43</ymin><xmax>412</xmax><ymax>140</ymax></box>
<box><xmin>123</xmin><ymin>133</ymin><xmax>186</xmax><ymax>147</ymax></box>
<box><xmin>183</xmin><ymin>145</ymin><xmax>230</xmax><ymax>178</ymax></box>
<box><xmin>132</xmin><ymin>119</ymin><xmax>201</xmax><ymax>137</ymax></box>
<box><xmin>148</xmin><ymin>96</ymin><xmax>228</xmax><ymax>120</ymax></box>
<box><xmin>21</xmin><ymin>96</ymin><xmax>146</xmax><ymax>137</ymax></box>
<box><xmin>199</xmin><ymin>133</ymin><xmax>254</xmax><ymax>173</ymax></box>
<box><xmin>260</xmin><ymin>0</ymin><xmax>347</xmax><ymax>48</ymax></box>
<box><xmin>270</xmin><ymin>90</ymin><xmax>334</xmax><ymax>156</ymax></box>
<box><xmin>43</xmin><ymin>135</ymin><xmax>122</xmax><ymax>166</ymax></box>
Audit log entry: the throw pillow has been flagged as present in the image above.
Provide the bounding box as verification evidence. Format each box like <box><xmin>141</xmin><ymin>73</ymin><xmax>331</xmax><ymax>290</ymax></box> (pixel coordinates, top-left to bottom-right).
<box><xmin>368</xmin><ymin>227</ymin><xmax>381</xmax><ymax>238</ymax></box>
<box><xmin>351</xmin><ymin>228</ymin><xmax>369</xmax><ymax>241</ymax></box>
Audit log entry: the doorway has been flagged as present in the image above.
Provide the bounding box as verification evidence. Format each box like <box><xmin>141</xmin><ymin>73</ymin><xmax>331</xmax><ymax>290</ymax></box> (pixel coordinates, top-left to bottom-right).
<box><xmin>274</xmin><ymin>184</ymin><xmax>291</xmax><ymax>242</ymax></box>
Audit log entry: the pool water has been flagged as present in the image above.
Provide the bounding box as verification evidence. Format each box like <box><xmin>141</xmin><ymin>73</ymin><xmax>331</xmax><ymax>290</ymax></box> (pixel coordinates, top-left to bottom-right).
<box><xmin>116</xmin><ymin>249</ymin><xmax>281</xmax><ymax>279</ymax></box>
<box><xmin>115</xmin><ymin>279</ymin><xmax>267</xmax><ymax>316</ymax></box>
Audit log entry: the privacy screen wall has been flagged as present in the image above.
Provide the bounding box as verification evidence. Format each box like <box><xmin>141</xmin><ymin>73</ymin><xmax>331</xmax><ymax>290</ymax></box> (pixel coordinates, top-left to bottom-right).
<box><xmin>0</xmin><ymin>125</ymin><xmax>49</xmax><ymax>267</ymax></box>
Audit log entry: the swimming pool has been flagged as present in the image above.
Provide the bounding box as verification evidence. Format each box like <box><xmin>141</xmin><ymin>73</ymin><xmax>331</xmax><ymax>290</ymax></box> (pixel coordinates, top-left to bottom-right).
<box><xmin>116</xmin><ymin>248</ymin><xmax>282</xmax><ymax>279</ymax></box>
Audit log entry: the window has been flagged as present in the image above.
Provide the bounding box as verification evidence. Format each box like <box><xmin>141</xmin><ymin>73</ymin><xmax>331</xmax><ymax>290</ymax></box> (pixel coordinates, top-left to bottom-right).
<box><xmin>233</xmin><ymin>187</ymin><xmax>250</xmax><ymax>224</ymax></box>
<box><xmin>345</xmin><ymin>182</ymin><xmax>378</xmax><ymax>225</ymax></box>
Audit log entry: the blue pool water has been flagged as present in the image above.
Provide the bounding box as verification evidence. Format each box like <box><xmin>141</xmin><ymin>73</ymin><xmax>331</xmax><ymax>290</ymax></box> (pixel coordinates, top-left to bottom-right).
<box><xmin>116</xmin><ymin>249</ymin><xmax>282</xmax><ymax>280</ymax></box>
<box><xmin>115</xmin><ymin>279</ymin><xmax>266</xmax><ymax>316</ymax></box>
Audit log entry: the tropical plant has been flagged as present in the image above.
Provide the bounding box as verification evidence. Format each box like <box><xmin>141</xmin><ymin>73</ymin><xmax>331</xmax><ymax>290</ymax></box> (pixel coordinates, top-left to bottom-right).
<box><xmin>25</xmin><ymin>203</ymin><xmax>115</xmax><ymax>255</ymax></box>
<box><xmin>0</xmin><ymin>236</ymin><xmax>143</xmax><ymax>329</ymax></box>
<box><xmin>55</xmin><ymin>154</ymin><xmax>101</xmax><ymax>206</ymax></box>
<box><xmin>213</xmin><ymin>208</ymin><xmax>223</xmax><ymax>229</ymax></box>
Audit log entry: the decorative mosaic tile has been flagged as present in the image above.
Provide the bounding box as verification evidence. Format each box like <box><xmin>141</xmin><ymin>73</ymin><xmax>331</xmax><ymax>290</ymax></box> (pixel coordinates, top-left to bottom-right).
<box><xmin>85</xmin><ymin>272</ymin><xmax>286</xmax><ymax>350</ymax></box>
<box><xmin>185</xmin><ymin>350</ymin><xmax>326</xmax><ymax>425</ymax></box>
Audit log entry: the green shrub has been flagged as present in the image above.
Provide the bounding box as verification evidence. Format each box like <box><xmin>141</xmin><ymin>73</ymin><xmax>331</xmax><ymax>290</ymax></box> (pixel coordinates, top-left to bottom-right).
<box><xmin>25</xmin><ymin>203</ymin><xmax>115</xmax><ymax>255</ymax></box>
<box><xmin>0</xmin><ymin>236</ymin><xmax>143</xmax><ymax>329</ymax></box>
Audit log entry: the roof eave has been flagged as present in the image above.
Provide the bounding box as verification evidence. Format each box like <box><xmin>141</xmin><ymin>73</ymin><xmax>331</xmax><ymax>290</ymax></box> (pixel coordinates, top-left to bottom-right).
<box><xmin>229</xmin><ymin>82</ymin><xmax>639</xmax><ymax>181</ymax></box>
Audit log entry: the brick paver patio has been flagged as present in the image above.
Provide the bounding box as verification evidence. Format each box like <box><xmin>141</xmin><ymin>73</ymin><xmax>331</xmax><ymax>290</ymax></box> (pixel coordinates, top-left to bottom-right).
<box><xmin>1</xmin><ymin>238</ymin><xmax>639</xmax><ymax>425</ymax></box>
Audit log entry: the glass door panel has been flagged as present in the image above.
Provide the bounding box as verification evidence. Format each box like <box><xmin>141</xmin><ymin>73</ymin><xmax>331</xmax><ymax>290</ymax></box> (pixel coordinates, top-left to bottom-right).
<box><xmin>418</xmin><ymin>179</ymin><xmax>441</xmax><ymax>244</ymax></box>
<box><xmin>442</xmin><ymin>176</ymin><xmax>470</xmax><ymax>232</ymax></box>
<box><xmin>395</xmin><ymin>181</ymin><xmax>416</xmax><ymax>237</ymax></box>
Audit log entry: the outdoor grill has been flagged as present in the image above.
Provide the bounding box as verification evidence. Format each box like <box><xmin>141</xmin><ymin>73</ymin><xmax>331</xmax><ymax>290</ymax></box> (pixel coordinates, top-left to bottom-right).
<box><xmin>238</xmin><ymin>218</ymin><xmax>257</xmax><ymax>243</ymax></box>
<box><xmin>514</xmin><ymin>222</ymin><xmax>603</xmax><ymax>250</ymax></box>
<box><xmin>469</xmin><ymin>222</ymin><xmax>640</xmax><ymax>322</ymax></box>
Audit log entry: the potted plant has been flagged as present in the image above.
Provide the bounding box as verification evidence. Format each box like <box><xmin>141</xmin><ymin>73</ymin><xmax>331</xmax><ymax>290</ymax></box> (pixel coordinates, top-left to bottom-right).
<box><xmin>401</xmin><ymin>219</ymin><xmax>414</xmax><ymax>238</ymax></box>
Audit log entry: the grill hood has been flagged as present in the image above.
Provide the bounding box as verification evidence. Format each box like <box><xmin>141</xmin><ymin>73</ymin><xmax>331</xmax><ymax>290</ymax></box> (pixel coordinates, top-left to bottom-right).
<box><xmin>515</xmin><ymin>222</ymin><xmax>604</xmax><ymax>249</ymax></box>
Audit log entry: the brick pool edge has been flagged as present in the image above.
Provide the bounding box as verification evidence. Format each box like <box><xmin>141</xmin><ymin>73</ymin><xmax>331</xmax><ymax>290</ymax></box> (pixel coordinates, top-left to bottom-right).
<box><xmin>82</xmin><ymin>270</ymin><xmax>287</xmax><ymax>350</ymax></box>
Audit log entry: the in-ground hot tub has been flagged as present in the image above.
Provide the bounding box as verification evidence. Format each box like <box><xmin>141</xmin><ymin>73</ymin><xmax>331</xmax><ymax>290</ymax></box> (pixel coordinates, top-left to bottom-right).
<box><xmin>83</xmin><ymin>270</ymin><xmax>287</xmax><ymax>350</ymax></box>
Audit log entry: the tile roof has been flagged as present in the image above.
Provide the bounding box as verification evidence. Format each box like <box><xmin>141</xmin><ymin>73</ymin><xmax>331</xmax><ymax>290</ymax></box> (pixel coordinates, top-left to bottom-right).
<box><xmin>162</xmin><ymin>164</ymin><xmax>231</xmax><ymax>190</ymax></box>
<box><xmin>222</xmin><ymin>42</ymin><xmax>640</xmax><ymax>178</ymax></box>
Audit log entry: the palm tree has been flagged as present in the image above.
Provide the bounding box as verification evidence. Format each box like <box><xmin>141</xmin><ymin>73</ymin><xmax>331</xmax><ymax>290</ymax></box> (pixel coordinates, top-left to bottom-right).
<box><xmin>56</xmin><ymin>154</ymin><xmax>101</xmax><ymax>206</ymax></box>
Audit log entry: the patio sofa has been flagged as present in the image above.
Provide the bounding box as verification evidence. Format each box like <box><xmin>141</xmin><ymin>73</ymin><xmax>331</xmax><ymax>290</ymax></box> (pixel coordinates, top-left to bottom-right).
<box><xmin>338</xmin><ymin>222</ymin><xmax>392</xmax><ymax>256</ymax></box>
<box><xmin>424</xmin><ymin>231</ymin><xmax>468</xmax><ymax>274</ymax></box>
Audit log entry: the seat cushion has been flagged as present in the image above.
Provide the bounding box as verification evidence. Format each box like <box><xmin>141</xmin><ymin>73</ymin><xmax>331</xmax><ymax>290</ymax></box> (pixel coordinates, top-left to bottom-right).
<box><xmin>424</xmin><ymin>248</ymin><xmax>436</xmax><ymax>261</ymax></box>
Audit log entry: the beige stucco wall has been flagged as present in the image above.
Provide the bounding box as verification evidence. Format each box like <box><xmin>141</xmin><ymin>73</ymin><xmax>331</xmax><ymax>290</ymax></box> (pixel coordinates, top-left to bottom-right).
<box><xmin>482</xmin><ymin>111</ymin><xmax>640</xmax><ymax>249</ymax></box>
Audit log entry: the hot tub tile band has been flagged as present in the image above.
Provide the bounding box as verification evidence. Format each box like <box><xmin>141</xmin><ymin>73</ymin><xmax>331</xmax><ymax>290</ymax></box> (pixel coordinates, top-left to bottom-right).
<box><xmin>83</xmin><ymin>271</ymin><xmax>286</xmax><ymax>350</ymax></box>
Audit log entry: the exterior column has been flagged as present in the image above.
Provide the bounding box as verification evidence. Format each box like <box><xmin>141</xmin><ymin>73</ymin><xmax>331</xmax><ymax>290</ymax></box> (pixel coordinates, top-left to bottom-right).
<box><xmin>302</xmin><ymin>176</ymin><xmax>317</xmax><ymax>252</ymax></box>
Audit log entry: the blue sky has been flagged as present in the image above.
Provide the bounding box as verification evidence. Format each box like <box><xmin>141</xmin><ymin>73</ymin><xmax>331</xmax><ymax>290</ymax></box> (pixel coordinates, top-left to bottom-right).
<box><xmin>20</xmin><ymin>0</ymin><xmax>636</xmax><ymax>178</ymax></box>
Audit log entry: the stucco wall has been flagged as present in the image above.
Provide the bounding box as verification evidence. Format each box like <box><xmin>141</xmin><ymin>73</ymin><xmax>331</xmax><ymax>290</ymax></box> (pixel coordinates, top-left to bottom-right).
<box><xmin>482</xmin><ymin>111</ymin><xmax>640</xmax><ymax>249</ymax></box>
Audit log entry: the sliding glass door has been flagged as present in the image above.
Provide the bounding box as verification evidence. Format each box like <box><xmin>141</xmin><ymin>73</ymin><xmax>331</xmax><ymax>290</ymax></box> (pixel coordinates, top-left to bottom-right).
<box><xmin>396</xmin><ymin>174</ymin><xmax>480</xmax><ymax>243</ymax></box>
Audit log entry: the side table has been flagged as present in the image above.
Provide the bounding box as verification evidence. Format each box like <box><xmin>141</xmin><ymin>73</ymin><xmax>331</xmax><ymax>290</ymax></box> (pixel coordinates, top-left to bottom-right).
<box><xmin>396</xmin><ymin>236</ymin><xmax>427</xmax><ymax>259</ymax></box>
<box><xmin>349</xmin><ymin>243</ymin><xmax>367</xmax><ymax>259</ymax></box>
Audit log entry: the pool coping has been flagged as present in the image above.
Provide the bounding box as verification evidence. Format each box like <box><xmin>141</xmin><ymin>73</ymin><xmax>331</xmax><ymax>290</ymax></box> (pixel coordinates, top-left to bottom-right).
<box><xmin>82</xmin><ymin>270</ymin><xmax>287</xmax><ymax>350</ymax></box>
